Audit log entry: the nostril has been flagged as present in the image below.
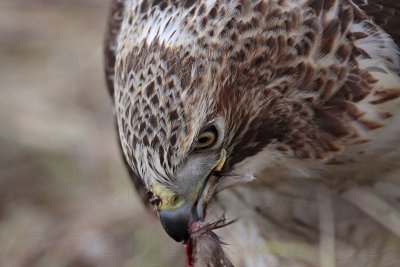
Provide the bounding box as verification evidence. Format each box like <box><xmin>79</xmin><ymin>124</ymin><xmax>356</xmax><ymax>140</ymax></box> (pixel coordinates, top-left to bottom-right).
<box><xmin>148</xmin><ymin>192</ymin><xmax>162</xmax><ymax>207</ymax></box>
<box><xmin>150</xmin><ymin>196</ymin><xmax>162</xmax><ymax>207</ymax></box>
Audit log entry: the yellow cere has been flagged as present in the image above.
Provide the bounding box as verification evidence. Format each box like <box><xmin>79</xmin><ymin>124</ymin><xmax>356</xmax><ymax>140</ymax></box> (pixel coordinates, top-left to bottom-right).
<box><xmin>151</xmin><ymin>184</ymin><xmax>186</xmax><ymax>211</ymax></box>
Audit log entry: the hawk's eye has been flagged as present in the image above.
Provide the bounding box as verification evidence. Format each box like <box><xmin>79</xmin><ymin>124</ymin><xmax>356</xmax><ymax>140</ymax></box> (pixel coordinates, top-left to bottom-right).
<box><xmin>194</xmin><ymin>126</ymin><xmax>218</xmax><ymax>150</ymax></box>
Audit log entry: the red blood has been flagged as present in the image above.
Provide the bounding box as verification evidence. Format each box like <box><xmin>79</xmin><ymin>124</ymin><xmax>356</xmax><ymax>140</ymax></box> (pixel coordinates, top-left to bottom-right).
<box><xmin>185</xmin><ymin>243</ymin><xmax>193</xmax><ymax>267</ymax></box>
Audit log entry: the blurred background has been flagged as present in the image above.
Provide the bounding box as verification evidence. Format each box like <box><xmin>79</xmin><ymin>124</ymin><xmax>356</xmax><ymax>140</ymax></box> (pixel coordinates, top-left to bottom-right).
<box><xmin>0</xmin><ymin>0</ymin><xmax>184</xmax><ymax>266</ymax></box>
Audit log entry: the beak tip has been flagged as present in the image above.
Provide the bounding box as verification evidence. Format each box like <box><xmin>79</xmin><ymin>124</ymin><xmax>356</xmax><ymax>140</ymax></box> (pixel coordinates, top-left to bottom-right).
<box><xmin>158</xmin><ymin>203</ymin><xmax>192</xmax><ymax>243</ymax></box>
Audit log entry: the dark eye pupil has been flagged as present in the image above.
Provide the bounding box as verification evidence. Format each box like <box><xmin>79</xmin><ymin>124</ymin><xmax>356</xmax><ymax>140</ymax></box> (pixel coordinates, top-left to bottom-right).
<box><xmin>198</xmin><ymin>136</ymin><xmax>210</xmax><ymax>144</ymax></box>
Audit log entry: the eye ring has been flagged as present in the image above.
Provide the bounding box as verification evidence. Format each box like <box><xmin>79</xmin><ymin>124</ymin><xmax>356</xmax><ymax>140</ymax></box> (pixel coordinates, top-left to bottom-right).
<box><xmin>194</xmin><ymin>126</ymin><xmax>218</xmax><ymax>150</ymax></box>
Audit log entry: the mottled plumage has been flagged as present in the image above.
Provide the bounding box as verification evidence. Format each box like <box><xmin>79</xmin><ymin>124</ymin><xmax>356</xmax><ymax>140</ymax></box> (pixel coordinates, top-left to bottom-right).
<box><xmin>104</xmin><ymin>0</ymin><xmax>400</xmax><ymax>266</ymax></box>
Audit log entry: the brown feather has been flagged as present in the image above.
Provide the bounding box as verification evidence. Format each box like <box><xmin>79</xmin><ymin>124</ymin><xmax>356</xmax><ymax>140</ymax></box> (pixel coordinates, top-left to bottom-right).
<box><xmin>104</xmin><ymin>0</ymin><xmax>150</xmax><ymax>207</ymax></box>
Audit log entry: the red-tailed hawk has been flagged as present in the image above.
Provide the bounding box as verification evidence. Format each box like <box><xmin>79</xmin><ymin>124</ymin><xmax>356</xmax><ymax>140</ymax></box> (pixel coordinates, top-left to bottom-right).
<box><xmin>104</xmin><ymin>0</ymin><xmax>400</xmax><ymax>266</ymax></box>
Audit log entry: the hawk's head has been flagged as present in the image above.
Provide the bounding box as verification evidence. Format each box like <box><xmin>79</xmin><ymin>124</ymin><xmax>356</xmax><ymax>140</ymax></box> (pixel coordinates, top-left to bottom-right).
<box><xmin>114</xmin><ymin>34</ymin><xmax>293</xmax><ymax>239</ymax></box>
<box><xmin>114</xmin><ymin>39</ymin><xmax>283</xmax><ymax>242</ymax></box>
<box><xmin>113</xmin><ymin>0</ymin><xmax>343</xmax><ymax>244</ymax></box>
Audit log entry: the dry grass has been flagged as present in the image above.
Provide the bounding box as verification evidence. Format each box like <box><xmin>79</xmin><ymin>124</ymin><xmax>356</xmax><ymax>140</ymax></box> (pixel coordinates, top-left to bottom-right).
<box><xmin>0</xmin><ymin>1</ymin><xmax>183</xmax><ymax>266</ymax></box>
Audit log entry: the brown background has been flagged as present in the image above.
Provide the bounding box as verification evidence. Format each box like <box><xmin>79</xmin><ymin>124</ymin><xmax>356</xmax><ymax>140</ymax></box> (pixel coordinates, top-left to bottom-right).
<box><xmin>0</xmin><ymin>1</ymin><xmax>183</xmax><ymax>266</ymax></box>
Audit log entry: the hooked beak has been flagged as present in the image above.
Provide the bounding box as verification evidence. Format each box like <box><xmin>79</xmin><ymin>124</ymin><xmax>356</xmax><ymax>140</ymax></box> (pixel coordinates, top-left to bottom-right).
<box><xmin>150</xmin><ymin>150</ymin><xmax>227</xmax><ymax>243</ymax></box>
